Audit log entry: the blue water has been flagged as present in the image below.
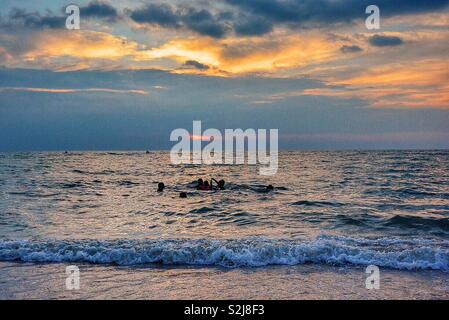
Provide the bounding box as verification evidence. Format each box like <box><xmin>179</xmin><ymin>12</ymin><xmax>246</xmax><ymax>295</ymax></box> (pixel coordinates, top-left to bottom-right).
<box><xmin>0</xmin><ymin>151</ymin><xmax>448</xmax><ymax>271</ymax></box>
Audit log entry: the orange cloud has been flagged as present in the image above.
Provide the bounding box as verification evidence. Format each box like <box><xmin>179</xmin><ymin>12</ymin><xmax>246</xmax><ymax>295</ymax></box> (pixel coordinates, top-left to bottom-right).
<box><xmin>147</xmin><ymin>31</ymin><xmax>341</xmax><ymax>76</ymax></box>
<box><xmin>1</xmin><ymin>23</ymin><xmax>447</xmax><ymax>109</ymax></box>
<box><xmin>5</xmin><ymin>28</ymin><xmax>343</xmax><ymax>76</ymax></box>
<box><xmin>23</xmin><ymin>31</ymin><xmax>140</xmax><ymax>61</ymax></box>
<box><xmin>333</xmin><ymin>59</ymin><xmax>449</xmax><ymax>109</ymax></box>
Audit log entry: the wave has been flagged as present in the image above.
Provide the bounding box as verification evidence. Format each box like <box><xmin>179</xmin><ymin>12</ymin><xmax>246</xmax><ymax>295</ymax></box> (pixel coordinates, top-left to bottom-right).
<box><xmin>291</xmin><ymin>200</ymin><xmax>344</xmax><ymax>207</ymax></box>
<box><xmin>0</xmin><ymin>235</ymin><xmax>448</xmax><ymax>270</ymax></box>
<box><xmin>331</xmin><ymin>214</ymin><xmax>449</xmax><ymax>232</ymax></box>
<box><xmin>384</xmin><ymin>215</ymin><xmax>449</xmax><ymax>231</ymax></box>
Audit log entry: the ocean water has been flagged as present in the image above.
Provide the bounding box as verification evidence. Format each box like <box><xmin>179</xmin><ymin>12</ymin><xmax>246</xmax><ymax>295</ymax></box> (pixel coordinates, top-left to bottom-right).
<box><xmin>0</xmin><ymin>150</ymin><xmax>449</xmax><ymax>299</ymax></box>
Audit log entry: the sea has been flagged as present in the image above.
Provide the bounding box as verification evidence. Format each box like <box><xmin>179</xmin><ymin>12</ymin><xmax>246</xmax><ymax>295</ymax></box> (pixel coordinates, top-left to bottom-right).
<box><xmin>0</xmin><ymin>150</ymin><xmax>448</xmax><ymax>299</ymax></box>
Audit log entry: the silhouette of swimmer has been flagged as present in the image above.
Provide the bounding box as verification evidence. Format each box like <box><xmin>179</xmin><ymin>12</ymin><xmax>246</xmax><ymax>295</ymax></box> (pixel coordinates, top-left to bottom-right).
<box><xmin>196</xmin><ymin>178</ymin><xmax>204</xmax><ymax>189</ymax></box>
<box><xmin>157</xmin><ymin>182</ymin><xmax>165</xmax><ymax>192</ymax></box>
<box><xmin>197</xmin><ymin>179</ymin><xmax>213</xmax><ymax>191</ymax></box>
<box><xmin>202</xmin><ymin>181</ymin><xmax>212</xmax><ymax>190</ymax></box>
<box><xmin>179</xmin><ymin>192</ymin><xmax>187</xmax><ymax>198</ymax></box>
<box><xmin>212</xmin><ymin>178</ymin><xmax>226</xmax><ymax>190</ymax></box>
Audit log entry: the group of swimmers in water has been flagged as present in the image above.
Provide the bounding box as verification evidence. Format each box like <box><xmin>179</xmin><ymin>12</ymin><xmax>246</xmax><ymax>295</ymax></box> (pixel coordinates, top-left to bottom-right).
<box><xmin>197</xmin><ymin>178</ymin><xmax>226</xmax><ymax>191</ymax></box>
<box><xmin>157</xmin><ymin>179</ymin><xmax>274</xmax><ymax>198</ymax></box>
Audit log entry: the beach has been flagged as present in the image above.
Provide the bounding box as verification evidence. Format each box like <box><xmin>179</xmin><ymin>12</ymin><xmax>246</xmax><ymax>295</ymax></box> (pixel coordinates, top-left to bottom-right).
<box><xmin>1</xmin><ymin>262</ymin><xmax>448</xmax><ymax>299</ymax></box>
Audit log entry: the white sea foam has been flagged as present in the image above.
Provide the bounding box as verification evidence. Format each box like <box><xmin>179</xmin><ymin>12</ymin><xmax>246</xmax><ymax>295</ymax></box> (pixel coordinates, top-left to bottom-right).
<box><xmin>0</xmin><ymin>235</ymin><xmax>448</xmax><ymax>270</ymax></box>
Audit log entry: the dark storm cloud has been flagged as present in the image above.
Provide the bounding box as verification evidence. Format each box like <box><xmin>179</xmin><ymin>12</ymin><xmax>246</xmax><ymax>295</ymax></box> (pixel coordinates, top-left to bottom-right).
<box><xmin>5</xmin><ymin>0</ymin><xmax>447</xmax><ymax>37</ymax></box>
<box><xmin>129</xmin><ymin>4</ymin><xmax>228</xmax><ymax>38</ymax></box>
<box><xmin>82</xmin><ymin>1</ymin><xmax>119</xmax><ymax>21</ymax></box>
<box><xmin>369</xmin><ymin>35</ymin><xmax>404</xmax><ymax>47</ymax></box>
<box><xmin>4</xmin><ymin>8</ymin><xmax>66</xmax><ymax>29</ymax></box>
<box><xmin>1</xmin><ymin>1</ymin><xmax>119</xmax><ymax>30</ymax></box>
<box><xmin>129</xmin><ymin>0</ymin><xmax>449</xmax><ymax>38</ymax></box>
<box><xmin>129</xmin><ymin>3</ymin><xmax>180</xmax><ymax>28</ymax></box>
<box><xmin>183</xmin><ymin>8</ymin><xmax>228</xmax><ymax>38</ymax></box>
<box><xmin>224</xmin><ymin>0</ymin><xmax>449</xmax><ymax>28</ymax></box>
<box><xmin>183</xmin><ymin>60</ymin><xmax>210</xmax><ymax>70</ymax></box>
<box><xmin>340</xmin><ymin>45</ymin><xmax>363</xmax><ymax>53</ymax></box>
<box><xmin>234</xmin><ymin>15</ymin><xmax>273</xmax><ymax>36</ymax></box>
<box><xmin>129</xmin><ymin>3</ymin><xmax>272</xmax><ymax>38</ymax></box>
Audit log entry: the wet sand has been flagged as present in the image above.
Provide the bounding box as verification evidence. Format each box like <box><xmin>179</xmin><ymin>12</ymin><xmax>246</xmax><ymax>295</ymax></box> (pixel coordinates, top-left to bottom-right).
<box><xmin>1</xmin><ymin>261</ymin><xmax>448</xmax><ymax>300</ymax></box>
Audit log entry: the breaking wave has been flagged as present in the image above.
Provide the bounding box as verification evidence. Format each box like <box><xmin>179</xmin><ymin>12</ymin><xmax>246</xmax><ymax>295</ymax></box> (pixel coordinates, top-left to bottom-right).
<box><xmin>0</xmin><ymin>235</ymin><xmax>448</xmax><ymax>271</ymax></box>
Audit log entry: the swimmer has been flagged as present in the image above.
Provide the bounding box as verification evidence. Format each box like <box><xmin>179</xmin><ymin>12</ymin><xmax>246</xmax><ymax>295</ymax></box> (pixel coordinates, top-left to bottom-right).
<box><xmin>212</xmin><ymin>178</ymin><xmax>226</xmax><ymax>190</ymax></box>
<box><xmin>196</xmin><ymin>178</ymin><xmax>204</xmax><ymax>190</ymax></box>
<box><xmin>199</xmin><ymin>180</ymin><xmax>212</xmax><ymax>191</ymax></box>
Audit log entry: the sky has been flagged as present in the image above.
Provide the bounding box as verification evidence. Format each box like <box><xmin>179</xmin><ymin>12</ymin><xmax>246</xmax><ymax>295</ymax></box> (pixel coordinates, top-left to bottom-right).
<box><xmin>0</xmin><ymin>0</ymin><xmax>448</xmax><ymax>151</ymax></box>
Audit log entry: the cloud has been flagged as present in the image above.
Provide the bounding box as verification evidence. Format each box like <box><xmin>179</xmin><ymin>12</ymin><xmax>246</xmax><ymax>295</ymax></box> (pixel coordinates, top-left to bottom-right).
<box><xmin>1</xmin><ymin>1</ymin><xmax>120</xmax><ymax>30</ymax></box>
<box><xmin>5</xmin><ymin>0</ymin><xmax>448</xmax><ymax>39</ymax></box>
<box><xmin>183</xmin><ymin>60</ymin><xmax>210</xmax><ymax>70</ymax></box>
<box><xmin>0</xmin><ymin>29</ymin><xmax>161</xmax><ymax>71</ymax></box>
<box><xmin>125</xmin><ymin>0</ymin><xmax>449</xmax><ymax>38</ymax></box>
<box><xmin>369</xmin><ymin>35</ymin><xmax>404</xmax><ymax>47</ymax></box>
<box><xmin>301</xmin><ymin>59</ymin><xmax>449</xmax><ymax>109</ymax></box>
<box><xmin>129</xmin><ymin>4</ymin><xmax>228</xmax><ymax>38</ymax></box>
<box><xmin>225</xmin><ymin>0</ymin><xmax>449</xmax><ymax>33</ymax></box>
<box><xmin>4</xmin><ymin>8</ymin><xmax>66</xmax><ymax>29</ymax></box>
<box><xmin>129</xmin><ymin>3</ymin><xmax>180</xmax><ymax>28</ymax></box>
<box><xmin>82</xmin><ymin>1</ymin><xmax>119</xmax><ymax>21</ymax></box>
<box><xmin>183</xmin><ymin>8</ymin><xmax>228</xmax><ymax>38</ymax></box>
<box><xmin>0</xmin><ymin>87</ymin><xmax>149</xmax><ymax>95</ymax></box>
<box><xmin>233</xmin><ymin>15</ymin><xmax>273</xmax><ymax>36</ymax></box>
<box><xmin>25</xmin><ymin>30</ymin><xmax>140</xmax><ymax>59</ymax></box>
<box><xmin>6</xmin><ymin>1</ymin><xmax>446</xmax><ymax>39</ymax></box>
<box><xmin>146</xmin><ymin>32</ymin><xmax>341</xmax><ymax>75</ymax></box>
<box><xmin>340</xmin><ymin>45</ymin><xmax>363</xmax><ymax>53</ymax></box>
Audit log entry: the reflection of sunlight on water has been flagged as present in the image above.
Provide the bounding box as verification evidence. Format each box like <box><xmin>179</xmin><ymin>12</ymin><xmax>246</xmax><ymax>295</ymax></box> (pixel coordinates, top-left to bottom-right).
<box><xmin>0</xmin><ymin>150</ymin><xmax>448</xmax><ymax>242</ymax></box>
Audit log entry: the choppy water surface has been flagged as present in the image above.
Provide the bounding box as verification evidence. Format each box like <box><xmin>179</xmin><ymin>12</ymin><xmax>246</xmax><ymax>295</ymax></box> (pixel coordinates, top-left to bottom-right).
<box><xmin>0</xmin><ymin>151</ymin><xmax>448</xmax><ymax>271</ymax></box>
